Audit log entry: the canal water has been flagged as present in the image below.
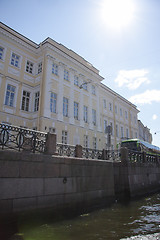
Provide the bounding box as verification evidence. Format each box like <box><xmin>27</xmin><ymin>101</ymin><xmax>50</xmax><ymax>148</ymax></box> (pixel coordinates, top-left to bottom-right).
<box><xmin>2</xmin><ymin>193</ymin><xmax>160</xmax><ymax>240</ymax></box>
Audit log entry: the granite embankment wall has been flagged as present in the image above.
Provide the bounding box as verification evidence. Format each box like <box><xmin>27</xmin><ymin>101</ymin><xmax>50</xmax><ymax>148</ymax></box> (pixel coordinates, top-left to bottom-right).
<box><xmin>0</xmin><ymin>149</ymin><xmax>160</xmax><ymax>214</ymax></box>
<box><xmin>0</xmin><ymin>150</ymin><xmax>115</xmax><ymax>214</ymax></box>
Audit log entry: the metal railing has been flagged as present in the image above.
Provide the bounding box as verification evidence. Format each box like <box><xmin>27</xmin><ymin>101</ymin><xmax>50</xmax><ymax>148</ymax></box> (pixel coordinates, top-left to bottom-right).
<box><xmin>56</xmin><ymin>143</ymin><xmax>76</xmax><ymax>157</ymax></box>
<box><xmin>82</xmin><ymin>147</ymin><xmax>103</xmax><ymax>160</ymax></box>
<box><xmin>128</xmin><ymin>150</ymin><xmax>143</xmax><ymax>163</ymax></box>
<box><xmin>0</xmin><ymin>123</ymin><xmax>47</xmax><ymax>153</ymax></box>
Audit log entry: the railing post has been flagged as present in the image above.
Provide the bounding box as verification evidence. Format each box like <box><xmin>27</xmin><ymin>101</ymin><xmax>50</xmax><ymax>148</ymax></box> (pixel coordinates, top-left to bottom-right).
<box><xmin>102</xmin><ymin>149</ymin><xmax>107</xmax><ymax>160</ymax></box>
<box><xmin>120</xmin><ymin>147</ymin><xmax>128</xmax><ymax>164</ymax></box>
<box><xmin>142</xmin><ymin>151</ymin><xmax>146</xmax><ymax>163</ymax></box>
<box><xmin>75</xmin><ymin>145</ymin><xmax>82</xmax><ymax>158</ymax></box>
<box><xmin>45</xmin><ymin>133</ymin><xmax>57</xmax><ymax>155</ymax></box>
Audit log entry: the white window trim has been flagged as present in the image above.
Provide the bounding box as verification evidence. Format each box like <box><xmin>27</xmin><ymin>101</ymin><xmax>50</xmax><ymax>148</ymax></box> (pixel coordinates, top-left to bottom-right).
<box><xmin>10</xmin><ymin>51</ymin><xmax>22</xmax><ymax>69</ymax></box>
<box><xmin>3</xmin><ymin>79</ymin><xmax>19</xmax><ymax>108</ymax></box>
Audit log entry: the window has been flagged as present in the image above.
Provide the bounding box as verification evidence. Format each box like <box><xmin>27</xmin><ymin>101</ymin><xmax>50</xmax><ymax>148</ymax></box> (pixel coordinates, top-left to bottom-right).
<box><xmin>92</xmin><ymin>109</ymin><xmax>96</xmax><ymax>126</ymax></box>
<box><xmin>11</xmin><ymin>53</ymin><xmax>20</xmax><ymax>67</ymax></box>
<box><xmin>120</xmin><ymin>108</ymin><xmax>123</xmax><ymax>117</ymax></box>
<box><xmin>50</xmin><ymin>92</ymin><xmax>57</xmax><ymax>113</ymax></box>
<box><xmin>64</xmin><ymin>70</ymin><xmax>69</xmax><ymax>81</ymax></box>
<box><xmin>52</xmin><ymin>64</ymin><xmax>58</xmax><ymax>75</ymax></box>
<box><xmin>62</xmin><ymin>131</ymin><xmax>68</xmax><ymax>144</ymax></box>
<box><xmin>84</xmin><ymin>105</ymin><xmax>88</xmax><ymax>123</ymax></box>
<box><xmin>93</xmin><ymin>137</ymin><xmax>97</xmax><ymax>150</ymax></box>
<box><xmin>104</xmin><ymin>120</ymin><xmax>107</xmax><ymax>133</ymax></box>
<box><xmin>21</xmin><ymin>90</ymin><xmax>30</xmax><ymax>111</ymax></box>
<box><xmin>74</xmin><ymin>102</ymin><xmax>79</xmax><ymax>120</ymax></box>
<box><xmin>109</xmin><ymin>102</ymin><xmax>112</xmax><ymax>111</ymax></box>
<box><xmin>103</xmin><ymin>99</ymin><xmax>107</xmax><ymax>109</ymax></box>
<box><xmin>74</xmin><ymin>75</ymin><xmax>79</xmax><ymax>86</ymax></box>
<box><xmin>26</xmin><ymin>60</ymin><xmax>34</xmax><ymax>74</ymax></box>
<box><xmin>92</xmin><ymin>85</ymin><xmax>96</xmax><ymax>95</ymax></box>
<box><xmin>63</xmin><ymin>97</ymin><xmax>69</xmax><ymax>117</ymax></box>
<box><xmin>34</xmin><ymin>91</ymin><xmax>40</xmax><ymax>112</ymax></box>
<box><xmin>116</xmin><ymin>124</ymin><xmax>119</xmax><ymax>137</ymax></box>
<box><xmin>5</xmin><ymin>84</ymin><xmax>16</xmax><ymax>107</ymax></box>
<box><xmin>0</xmin><ymin>47</ymin><xmax>4</xmax><ymax>60</ymax></box>
<box><xmin>125</xmin><ymin>111</ymin><xmax>128</xmax><ymax>119</ymax></box>
<box><xmin>126</xmin><ymin>128</ymin><xmax>129</xmax><ymax>138</ymax></box>
<box><xmin>38</xmin><ymin>62</ymin><xmax>42</xmax><ymax>74</ymax></box>
<box><xmin>115</xmin><ymin>105</ymin><xmax>117</xmax><ymax>114</ymax></box>
<box><xmin>121</xmin><ymin>126</ymin><xmax>124</xmax><ymax>138</ymax></box>
<box><xmin>84</xmin><ymin>135</ymin><xmax>88</xmax><ymax>148</ymax></box>
<box><xmin>82</xmin><ymin>82</ymin><xmax>87</xmax><ymax>90</ymax></box>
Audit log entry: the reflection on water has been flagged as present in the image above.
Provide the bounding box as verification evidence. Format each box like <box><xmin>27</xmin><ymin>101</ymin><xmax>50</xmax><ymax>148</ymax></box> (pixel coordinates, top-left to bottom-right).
<box><xmin>2</xmin><ymin>193</ymin><xmax>160</xmax><ymax>240</ymax></box>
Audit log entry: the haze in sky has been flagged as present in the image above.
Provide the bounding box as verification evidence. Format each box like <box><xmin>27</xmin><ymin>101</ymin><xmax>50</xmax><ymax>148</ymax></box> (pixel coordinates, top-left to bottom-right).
<box><xmin>1</xmin><ymin>0</ymin><xmax>160</xmax><ymax>147</ymax></box>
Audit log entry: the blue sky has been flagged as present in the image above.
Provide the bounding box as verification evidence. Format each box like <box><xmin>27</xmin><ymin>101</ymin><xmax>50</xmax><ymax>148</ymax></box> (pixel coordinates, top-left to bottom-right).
<box><xmin>1</xmin><ymin>0</ymin><xmax>160</xmax><ymax>147</ymax></box>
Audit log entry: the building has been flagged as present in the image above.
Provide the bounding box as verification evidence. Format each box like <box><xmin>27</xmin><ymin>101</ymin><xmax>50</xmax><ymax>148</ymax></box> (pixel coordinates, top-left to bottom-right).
<box><xmin>138</xmin><ymin>120</ymin><xmax>152</xmax><ymax>144</ymax></box>
<box><xmin>0</xmin><ymin>22</ymin><xmax>140</xmax><ymax>150</ymax></box>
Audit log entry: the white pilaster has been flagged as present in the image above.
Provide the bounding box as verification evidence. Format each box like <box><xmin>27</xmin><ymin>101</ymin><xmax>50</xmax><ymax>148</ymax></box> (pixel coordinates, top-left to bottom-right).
<box><xmin>57</xmin><ymin>62</ymin><xmax>64</xmax><ymax>121</ymax></box>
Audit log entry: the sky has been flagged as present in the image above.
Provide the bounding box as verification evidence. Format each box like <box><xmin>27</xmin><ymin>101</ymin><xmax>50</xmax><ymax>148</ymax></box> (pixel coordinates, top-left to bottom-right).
<box><xmin>1</xmin><ymin>0</ymin><xmax>160</xmax><ymax>147</ymax></box>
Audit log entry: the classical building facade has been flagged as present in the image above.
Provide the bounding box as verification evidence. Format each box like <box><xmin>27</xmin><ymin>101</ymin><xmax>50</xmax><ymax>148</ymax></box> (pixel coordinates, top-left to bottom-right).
<box><xmin>138</xmin><ymin>120</ymin><xmax>152</xmax><ymax>144</ymax></box>
<box><xmin>0</xmin><ymin>22</ymin><xmax>140</xmax><ymax>150</ymax></box>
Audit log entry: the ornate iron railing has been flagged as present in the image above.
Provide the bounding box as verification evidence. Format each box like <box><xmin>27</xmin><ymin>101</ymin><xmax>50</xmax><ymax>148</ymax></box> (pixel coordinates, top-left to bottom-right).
<box><xmin>56</xmin><ymin>143</ymin><xmax>76</xmax><ymax>157</ymax></box>
<box><xmin>82</xmin><ymin>147</ymin><xmax>103</xmax><ymax>160</ymax></box>
<box><xmin>146</xmin><ymin>153</ymin><xmax>158</xmax><ymax>163</ymax></box>
<box><xmin>128</xmin><ymin>150</ymin><xmax>143</xmax><ymax>163</ymax></box>
<box><xmin>0</xmin><ymin>123</ymin><xmax>47</xmax><ymax>153</ymax></box>
<box><xmin>106</xmin><ymin>150</ymin><xmax>121</xmax><ymax>161</ymax></box>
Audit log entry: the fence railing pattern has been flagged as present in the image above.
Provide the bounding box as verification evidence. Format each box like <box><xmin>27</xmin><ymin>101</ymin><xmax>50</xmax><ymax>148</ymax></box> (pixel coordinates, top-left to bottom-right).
<box><xmin>56</xmin><ymin>143</ymin><xmax>76</xmax><ymax>157</ymax></box>
<box><xmin>0</xmin><ymin>123</ymin><xmax>47</xmax><ymax>153</ymax></box>
<box><xmin>128</xmin><ymin>150</ymin><xmax>143</xmax><ymax>163</ymax></box>
<box><xmin>82</xmin><ymin>147</ymin><xmax>103</xmax><ymax>160</ymax></box>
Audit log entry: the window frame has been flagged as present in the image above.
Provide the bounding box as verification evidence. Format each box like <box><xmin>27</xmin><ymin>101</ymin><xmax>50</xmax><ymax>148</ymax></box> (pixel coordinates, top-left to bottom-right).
<box><xmin>21</xmin><ymin>90</ymin><xmax>31</xmax><ymax>112</ymax></box>
<box><xmin>50</xmin><ymin>92</ymin><xmax>57</xmax><ymax>113</ymax></box>
<box><xmin>63</xmin><ymin>97</ymin><xmax>69</xmax><ymax>117</ymax></box>
<box><xmin>5</xmin><ymin>84</ymin><xmax>16</xmax><ymax>107</ymax></box>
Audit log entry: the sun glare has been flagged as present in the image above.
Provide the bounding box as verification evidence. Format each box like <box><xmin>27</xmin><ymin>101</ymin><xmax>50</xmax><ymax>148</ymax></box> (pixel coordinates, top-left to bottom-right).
<box><xmin>101</xmin><ymin>0</ymin><xmax>135</xmax><ymax>31</ymax></box>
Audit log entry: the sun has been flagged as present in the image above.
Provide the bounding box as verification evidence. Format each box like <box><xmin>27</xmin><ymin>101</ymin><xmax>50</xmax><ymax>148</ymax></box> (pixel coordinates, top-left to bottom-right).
<box><xmin>100</xmin><ymin>0</ymin><xmax>135</xmax><ymax>31</ymax></box>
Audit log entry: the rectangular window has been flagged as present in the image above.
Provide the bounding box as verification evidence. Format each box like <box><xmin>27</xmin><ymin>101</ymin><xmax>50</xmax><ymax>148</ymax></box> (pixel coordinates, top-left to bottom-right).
<box><xmin>120</xmin><ymin>108</ymin><xmax>123</xmax><ymax>117</ymax></box>
<box><xmin>84</xmin><ymin>135</ymin><xmax>88</xmax><ymax>148</ymax></box>
<box><xmin>126</xmin><ymin>128</ymin><xmax>129</xmax><ymax>138</ymax></box>
<box><xmin>50</xmin><ymin>92</ymin><xmax>57</xmax><ymax>113</ymax></box>
<box><xmin>110</xmin><ymin>122</ymin><xmax>113</xmax><ymax>135</ymax></box>
<box><xmin>62</xmin><ymin>130</ymin><xmax>68</xmax><ymax>144</ymax></box>
<box><xmin>34</xmin><ymin>91</ymin><xmax>40</xmax><ymax>112</ymax></box>
<box><xmin>5</xmin><ymin>84</ymin><xmax>15</xmax><ymax>107</ymax></box>
<box><xmin>64</xmin><ymin>70</ymin><xmax>69</xmax><ymax>81</ymax></box>
<box><xmin>83</xmin><ymin>105</ymin><xmax>88</xmax><ymax>123</ymax></box>
<box><xmin>0</xmin><ymin>46</ymin><xmax>4</xmax><ymax>60</ymax></box>
<box><xmin>115</xmin><ymin>105</ymin><xmax>117</xmax><ymax>114</ymax></box>
<box><xmin>92</xmin><ymin>109</ymin><xmax>96</xmax><ymax>126</ymax></box>
<box><xmin>121</xmin><ymin>126</ymin><xmax>124</xmax><ymax>138</ymax></box>
<box><xmin>63</xmin><ymin>97</ymin><xmax>68</xmax><ymax>117</ymax></box>
<box><xmin>38</xmin><ymin>62</ymin><xmax>42</xmax><ymax>74</ymax></box>
<box><xmin>26</xmin><ymin>60</ymin><xmax>34</xmax><ymax>74</ymax></box>
<box><xmin>74</xmin><ymin>102</ymin><xmax>79</xmax><ymax>120</ymax></box>
<box><xmin>125</xmin><ymin>111</ymin><xmax>128</xmax><ymax>119</ymax></box>
<box><xmin>11</xmin><ymin>53</ymin><xmax>20</xmax><ymax>67</ymax></box>
<box><xmin>116</xmin><ymin>124</ymin><xmax>119</xmax><ymax>137</ymax></box>
<box><xmin>92</xmin><ymin>85</ymin><xmax>96</xmax><ymax>95</ymax></box>
<box><xmin>82</xmin><ymin>82</ymin><xmax>87</xmax><ymax>90</ymax></box>
<box><xmin>109</xmin><ymin>102</ymin><xmax>112</xmax><ymax>111</ymax></box>
<box><xmin>21</xmin><ymin>90</ymin><xmax>30</xmax><ymax>111</ymax></box>
<box><xmin>104</xmin><ymin>120</ymin><xmax>107</xmax><ymax>133</ymax></box>
<box><xmin>74</xmin><ymin>75</ymin><xmax>79</xmax><ymax>86</ymax></box>
<box><xmin>52</xmin><ymin>64</ymin><xmax>58</xmax><ymax>75</ymax></box>
<box><xmin>103</xmin><ymin>99</ymin><xmax>107</xmax><ymax>109</ymax></box>
<box><xmin>93</xmin><ymin>137</ymin><xmax>97</xmax><ymax>150</ymax></box>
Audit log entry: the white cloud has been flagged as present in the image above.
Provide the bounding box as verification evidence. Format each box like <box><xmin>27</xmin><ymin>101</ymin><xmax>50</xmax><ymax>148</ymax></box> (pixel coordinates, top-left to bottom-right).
<box><xmin>129</xmin><ymin>90</ymin><xmax>160</xmax><ymax>105</ymax></box>
<box><xmin>115</xmin><ymin>69</ymin><xmax>150</xmax><ymax>90</ymax></box>
<box><xmin>152</xmin><ymin>114</ymin><xmax>158</xmax><ymax>120</ymax></box>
